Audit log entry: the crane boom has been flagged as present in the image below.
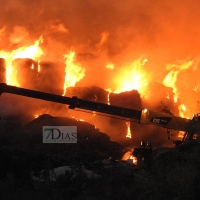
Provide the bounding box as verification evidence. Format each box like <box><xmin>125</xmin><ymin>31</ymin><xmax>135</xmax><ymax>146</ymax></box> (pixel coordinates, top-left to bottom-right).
<box><xmin>1</xmin><ymin>83</ymin><xmax>200</xmax><ymax>163</ymax></box>
<box><xmin>0</xmin><ymin>83</ymin><xmax>192</xmax><ymax>132</ymax></box>
<box><xmin>0</xmin><ymin>83</ymin><xmax>141</xmax><ymax>121</ymax></box>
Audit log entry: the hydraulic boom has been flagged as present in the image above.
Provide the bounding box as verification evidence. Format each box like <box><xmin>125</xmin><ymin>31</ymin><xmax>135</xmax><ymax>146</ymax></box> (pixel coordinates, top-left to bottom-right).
<box><xmin>0</xmin><ymin>83</ymin><xmax>192</xmax><ymax>132</ymax></box>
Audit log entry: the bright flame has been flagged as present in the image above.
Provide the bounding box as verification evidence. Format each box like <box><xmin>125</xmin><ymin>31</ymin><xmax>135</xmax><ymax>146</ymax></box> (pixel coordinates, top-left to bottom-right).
<box><xmin>163</xmin><ymin>60</ymin><xmax>193</xmax><ymax>102</ymax></box>
<box><xmin>178</xmin><ymin>104</ymin><xmax>188</xmax><ymax>118</ymax></box>
<box><xmin>38</xmin><ymin>60</ymin><xmax>41</xmax><ymax>72</ymax></box>
<box><xmin>129</xmin><ymin>155</ymin><xmax>138</xmax><ymax>165</ymax></box>
<box><xmin>106</xmin><ymin>63</ymin><xmax>114</xmax><ymax>69</ymax></box>
<box><xmin>113</xmin><ymin>58</ymin><xmax>148</xmax><ymax>94</ymax></box>
<box><xmin>107</xmin><ymin>93</ymin><xmax>110</xmax><ymax>105</ymax></box>
<box><xmin>121</xmin><ymin>151</ymin><xmax>137</xmax><ymax>165</ymax></box>
<box><xmin>106</xmin><ymin>88</ymin><xmax>112</xmax><ymax>105</ymax></box>
<box><xmin>126</xmin><ymin>121</ymin><xmax>132</xmax><ymax>138</ymax></box>
<box><xmin>63</xmin><ymin>51</ymin><xmax>85</xmax><ymax>96</ymax></box>
<box><xmin>0</xmin><ymin>36</ymin><xmax>43</xmax><ymax>86</ymax></box>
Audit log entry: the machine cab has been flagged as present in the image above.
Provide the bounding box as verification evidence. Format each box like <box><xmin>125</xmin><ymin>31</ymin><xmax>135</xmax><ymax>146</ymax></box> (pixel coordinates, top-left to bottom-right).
<box><xmin>181</xmin><ymin>113</ymin><xmax>200</xmax><ymax>144</ymax></box>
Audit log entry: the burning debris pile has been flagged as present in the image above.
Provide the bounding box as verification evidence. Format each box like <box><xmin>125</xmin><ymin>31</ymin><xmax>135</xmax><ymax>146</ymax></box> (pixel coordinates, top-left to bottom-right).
<box><xmin>0</xmin><ymin>55</ymin><xmax>187</xmax><ymax>147</ymax></box>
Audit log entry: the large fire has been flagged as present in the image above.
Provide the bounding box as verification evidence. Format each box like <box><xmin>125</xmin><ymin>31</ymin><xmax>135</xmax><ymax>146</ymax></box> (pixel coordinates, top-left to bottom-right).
<box><xmin>63</xmin><ymin>51</ymin><xmax>85</xmax><ymax>96</ymax></box>
<box><xmin>162</xmin><ymin>59</ymin><xmax>194</xmax><ymax>102</ymax></box>
<box><xmin>162</xmin><ymin>59</ymin><xmax>197</xmax><ymax>118</ymax></box>
<box><xmin>0</xmin><ymin>36</ymin><xmax>198</xmax><ymax>121</ymax></box>
<box><xmin>112</xmin><ymin>58</ymin><xmax>149</xmax><ymax>95</ymax></box>
<box><xmin>0</xmin><ymin>1</ymin><xmax>200</xmax><ymax>146</ymax></box>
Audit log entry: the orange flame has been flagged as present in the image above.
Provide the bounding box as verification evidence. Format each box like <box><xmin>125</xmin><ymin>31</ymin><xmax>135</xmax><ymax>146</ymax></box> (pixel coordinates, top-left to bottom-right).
<box><xmin>113</xmin><ymin>57</ymin><xmax>148</xmax><ymax>95</ymax></box>
<box><xmin>63</xmin><ymin>51</ymin><xmax>85</xmax><ymax>96</ymax></box>
<box><xmin>0</xmin><ymin>36</ymin><xmax>43</xmax><ymax>86</ymax></box>
<box><xmin>178</xmin><ymin>104</ymin><xmax>189</xmax><ymax>118</ymax></box>
<box><xmin>126</xmin><ymin>121</ymin><xmax>132</xmax><ymax>138</ymax></box>
<box><xmin>121</xmin><ymin>151</ymin><xmax>137</xmax><ymax>165</ymax></box>
<box><xmin>129</xmin><ymin>155</ymin><xmax>138</xmax><ymax>165</ymax></box>
<box><xmin>163</xmin><ymin>60</ymin><xmax>193</xmax><ymax>102</ymax></box>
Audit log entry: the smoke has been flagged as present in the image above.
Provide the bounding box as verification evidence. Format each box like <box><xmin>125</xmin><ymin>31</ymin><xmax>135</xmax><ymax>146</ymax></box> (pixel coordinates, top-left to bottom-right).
<box><xmin>1</xmin><ymin>0</ymin><xmax>200</xmax><ymax>87</ymax></box>
<box><xmin>0</xmin><ymin>1</ymin><xmax>199</xmax><ymax>58</ymax></box>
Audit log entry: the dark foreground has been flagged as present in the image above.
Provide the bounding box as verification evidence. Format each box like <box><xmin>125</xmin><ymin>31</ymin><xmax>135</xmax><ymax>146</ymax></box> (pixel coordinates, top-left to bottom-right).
<box><xmin>0</xmin><ymin>115</ymin><xmax>200</xmax><ymax>200</ymax></box>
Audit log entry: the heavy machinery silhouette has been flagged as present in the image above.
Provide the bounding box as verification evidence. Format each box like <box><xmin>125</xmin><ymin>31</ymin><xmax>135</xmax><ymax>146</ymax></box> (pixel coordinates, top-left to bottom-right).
<box><xmin>0</xmin><ymin>83</ymin><xmax>200</xmax><ymax>164</ymax></box>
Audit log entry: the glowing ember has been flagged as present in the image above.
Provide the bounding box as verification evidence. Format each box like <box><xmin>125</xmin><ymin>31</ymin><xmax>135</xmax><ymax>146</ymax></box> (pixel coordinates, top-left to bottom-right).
<box><xmin>71</xmin><ymin>116</ymin><xmax>85</xmax><ymax>121</ymax></box>
<box><xmin>166</xmin><ymin>92</ymin><xmax>170</xmax><ymax>99</ymax></box>
<box><xmin>126</xmin><ymin>121</ymin><xmax>132</xmax><ymax>138</ymax></box>
<box><xmin>31</xmin><ymin>63</ymin><xmax>34</xmax><ymax>69</ymax></box>
<box><xmin>34</xmin><ymin>108</ymin><xmax>49</xmax><ymax>118</ymax></box>
<box><xmin>63</xmin><ymin>51</ymin><xmax>85</xmax><ymax>96</ymax></box>
<box><xmin>178</xmin><ymin>131</ymin><xmax>185</xmax><ymax>138</ymax></box>
<box><xmin>92</xmin><ymin>111</ymin><xmax>96</xmax><ymax>117</ymax></box>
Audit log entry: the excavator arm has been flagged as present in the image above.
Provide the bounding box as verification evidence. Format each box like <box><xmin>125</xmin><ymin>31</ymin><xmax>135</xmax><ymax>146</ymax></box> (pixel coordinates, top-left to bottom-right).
<box><xmin>0</xmin><ymin>83</ymin><xmax>141</xmax><ymax>121</ymax></box>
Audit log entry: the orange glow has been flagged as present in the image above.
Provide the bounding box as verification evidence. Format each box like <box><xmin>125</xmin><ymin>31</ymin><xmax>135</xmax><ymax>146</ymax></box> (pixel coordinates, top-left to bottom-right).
<box><xmin>0</xmin><ymin>36</ymin><xmax>43</xmax><ymax>86</ymax></box>
<box><xmin>34</xmin><ymin>108</ymin><xmax>49</xmax><ymax>118</ymax></box>
<box><xmin>96</xmin><ymin>32</ymin><xmax>109</xmax><ymax>50</ymax></box>
<box><xmin>63</xmin><ymin>51</ymin><xmax>85</xmax><ymax>96</ymax></box>
<box><xmin>112</xmin><ymin>58</ymin><xmax>148</xmax><ymax>95</ymax></box>
<box><xmin>178</xmin><ymin>131</ymin><xmax>185</xmax><ymax>138</ymax></box>
<box><xmin>71</xmin><ymin>116</ymin><xmax>85</xmax><ymax>121</ymax></box>
<box><xmin>106</xmin><ymin>63</ymin><xmax>114</xmax><ymax>69</ymax></box>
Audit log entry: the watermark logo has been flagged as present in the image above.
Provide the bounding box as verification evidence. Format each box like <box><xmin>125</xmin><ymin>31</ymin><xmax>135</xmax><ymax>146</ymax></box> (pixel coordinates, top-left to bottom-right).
<box><xmin>43</xmin><ymin>126</ymin><xmax>77</xmax><ymax>143</ymax></box>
